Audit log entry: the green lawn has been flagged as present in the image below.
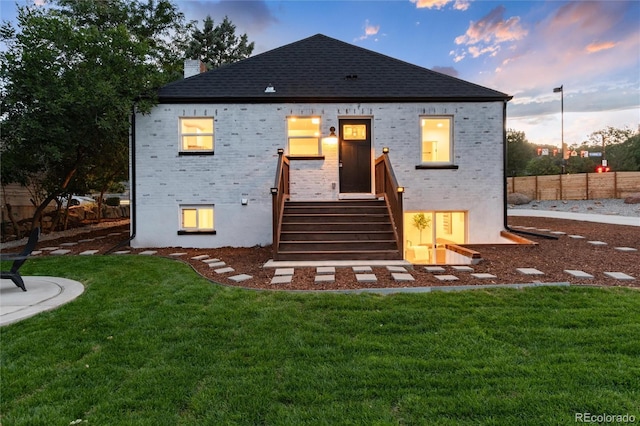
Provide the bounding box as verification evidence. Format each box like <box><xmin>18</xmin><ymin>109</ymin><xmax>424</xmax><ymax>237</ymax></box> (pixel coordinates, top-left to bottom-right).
<box><xmin>1</xmin><ymin>256</ymin><xmax>639</xmax><ymax>425</ymax></box>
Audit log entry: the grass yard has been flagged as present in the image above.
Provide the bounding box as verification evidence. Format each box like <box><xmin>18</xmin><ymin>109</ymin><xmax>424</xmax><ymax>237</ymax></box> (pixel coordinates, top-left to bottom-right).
<box><xmin>1</xmin><ymin>256</ymin><xmax>639</xmax><ymax>425</ymax></box>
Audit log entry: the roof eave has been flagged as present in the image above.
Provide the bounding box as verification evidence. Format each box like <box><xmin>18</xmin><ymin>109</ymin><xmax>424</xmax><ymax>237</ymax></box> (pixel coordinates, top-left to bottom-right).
<box><xmin>158</xmin><ymin>95</ymin><xmax>512</xmax><ymax>104</ymax></box>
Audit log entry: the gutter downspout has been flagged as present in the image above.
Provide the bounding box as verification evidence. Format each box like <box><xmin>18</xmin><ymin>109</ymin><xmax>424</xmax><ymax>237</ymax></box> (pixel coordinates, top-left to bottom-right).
<box><xmin>105</xmin><ymin>104</ymin><xmax>137</xmax><ymax>253</ymax></box>
<box><xmin>502</xmin><ymin>100</ymin><xmax>558</xmax><ymax>241</ymax></box>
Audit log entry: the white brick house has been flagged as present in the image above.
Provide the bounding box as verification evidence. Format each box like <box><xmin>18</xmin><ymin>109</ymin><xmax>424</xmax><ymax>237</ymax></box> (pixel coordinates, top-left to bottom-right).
<box><xmin>132</xmin><ymin>35</ymin><xmax>513</xmax><ymax>263</ymax></box>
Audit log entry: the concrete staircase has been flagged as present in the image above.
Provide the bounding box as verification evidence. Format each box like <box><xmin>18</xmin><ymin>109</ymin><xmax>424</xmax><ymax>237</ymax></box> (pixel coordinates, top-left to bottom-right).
<box><xmin>276</xmin><ymin>200</ymin><xmax>402</xmax><ymax>261</ymax></box>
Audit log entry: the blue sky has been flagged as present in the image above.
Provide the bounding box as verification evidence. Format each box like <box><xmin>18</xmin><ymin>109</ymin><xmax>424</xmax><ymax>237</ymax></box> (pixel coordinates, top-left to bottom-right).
<box><xmin>2</xmin><ymin>0</ymin><xmax>639</xmax><ymax>147</ymax></box>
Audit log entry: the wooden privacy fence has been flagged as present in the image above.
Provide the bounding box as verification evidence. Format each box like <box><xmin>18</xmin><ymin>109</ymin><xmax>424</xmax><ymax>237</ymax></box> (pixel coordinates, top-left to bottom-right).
<box><xmin>507</xmin><ymin>171</ymin><xmax>640</xmax><ymax>200</ymax></box>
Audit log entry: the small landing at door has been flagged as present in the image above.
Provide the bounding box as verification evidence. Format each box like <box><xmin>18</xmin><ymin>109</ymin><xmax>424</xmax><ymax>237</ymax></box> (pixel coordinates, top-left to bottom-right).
<box><xmin>338</xmin><ymin>193</ymin><xmax>377</xmax><ymax>200</ymax></box>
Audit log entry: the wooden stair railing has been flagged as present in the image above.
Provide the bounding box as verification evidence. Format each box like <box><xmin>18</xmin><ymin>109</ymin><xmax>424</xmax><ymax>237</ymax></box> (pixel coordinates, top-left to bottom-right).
<box><xmin>375</xmin><ymin>150</ymin><xmax>404</xmax><ymax>258</ymax></box>
<box><xmin>271</xmin><ymin>149</ymin><xmax>290</xmax><ymax>260</ymax></box>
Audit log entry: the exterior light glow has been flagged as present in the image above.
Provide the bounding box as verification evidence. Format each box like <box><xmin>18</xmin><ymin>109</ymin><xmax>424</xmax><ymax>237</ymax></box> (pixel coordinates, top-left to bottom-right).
<box><xmin>324</xmin><ymin>126</ymin><xmax>338</xmax><ymax>144</ymax></box>
<box><xmin>382</xmin><ymin>147</ymin><xmax>389</xmax><ymax>154</ymax></box>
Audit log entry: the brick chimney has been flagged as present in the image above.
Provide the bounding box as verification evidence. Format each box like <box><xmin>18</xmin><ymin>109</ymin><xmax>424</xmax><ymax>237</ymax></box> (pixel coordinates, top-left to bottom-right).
<box><xmin>184</xmin><ymin>59</ymin><xmax>207</xmax><ymax>79</ymax></box>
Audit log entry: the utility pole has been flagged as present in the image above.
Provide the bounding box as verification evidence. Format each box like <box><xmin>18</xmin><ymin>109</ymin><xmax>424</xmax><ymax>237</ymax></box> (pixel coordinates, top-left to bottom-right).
<box><xmin>553</xmin><ymin>85</ymin><xmax>565</xmax><ymax>174</ymax></box>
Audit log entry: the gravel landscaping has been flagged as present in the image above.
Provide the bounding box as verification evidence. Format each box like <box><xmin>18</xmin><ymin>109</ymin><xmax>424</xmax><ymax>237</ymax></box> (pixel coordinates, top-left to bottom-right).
<box><xmin>7</xmin><ymin>200</ymin><xmax>638</xmax><ymax>290</ymax></box>
<box><xmin>509</xmin><ymin>198</ymin><xmax>640</xmax><ymax>216</ymax></box>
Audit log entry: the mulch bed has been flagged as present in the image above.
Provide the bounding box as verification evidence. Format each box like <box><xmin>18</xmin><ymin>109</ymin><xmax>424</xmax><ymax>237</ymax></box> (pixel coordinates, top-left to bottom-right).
<box><xmin>18</xmin><ymin>216</ymin><xmax>640</xmax><ymax>290</ymax></box>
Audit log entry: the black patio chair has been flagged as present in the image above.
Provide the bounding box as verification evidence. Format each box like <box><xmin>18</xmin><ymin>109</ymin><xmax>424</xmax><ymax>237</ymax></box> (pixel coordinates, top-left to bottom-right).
<box><xmin>1</xmin><ymin>227</ymin><xmax>40</xmax><ymax>291</ymax></box>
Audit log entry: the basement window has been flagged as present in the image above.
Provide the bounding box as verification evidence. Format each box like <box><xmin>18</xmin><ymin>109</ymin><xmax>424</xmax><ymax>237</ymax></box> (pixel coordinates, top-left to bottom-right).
<box><xmin>403</xmin><ymin>211</ymin><xmax>466</xmax><ymax>264</ymax></box>
<box><xmin>178</xmin><ymin>205</ymin><xmax>216</xmax><ymax>235</ymax></box>
<box><xmin>287</xmin><ymin>116</ymin><xmax>322</xmax><ymax>157</ymax></box>
<box><xmin>179</xmin><ymin>118</ymin><xmax>214</xmax><ymax>155</ymax></box>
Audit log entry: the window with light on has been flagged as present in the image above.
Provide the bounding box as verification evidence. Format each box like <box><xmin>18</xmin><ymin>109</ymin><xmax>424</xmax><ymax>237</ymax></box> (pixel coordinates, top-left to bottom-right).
<box><xmin>181</xmin><ymin>206</ymin><xmax>214</xmax><ymax>231</ymax></box>
<box><xmin>421</xmin><ymin>117</ymin><xmax>452</xmax><ymax>163</ymax></box>
<box><xmin>180</xmin><ymin>118</ymin><xmax>214</xmax><ymax>152</ymax></box>
<box><xmin>403</xmin><ymin>211</ymin><xmax>466</xmax><ymax>264</ymax></box>
<box><xmin>288</xmin><ymin>117</ymin><xmax>321</xmax><ymax>156</ymax></box>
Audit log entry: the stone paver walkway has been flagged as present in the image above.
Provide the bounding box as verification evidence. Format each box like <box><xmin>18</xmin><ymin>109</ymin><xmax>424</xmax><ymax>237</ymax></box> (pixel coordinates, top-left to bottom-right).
<box><xmin>19</xmin><ymin>224</ymin><xmax>637</xmax><ymax>287</ymax></box>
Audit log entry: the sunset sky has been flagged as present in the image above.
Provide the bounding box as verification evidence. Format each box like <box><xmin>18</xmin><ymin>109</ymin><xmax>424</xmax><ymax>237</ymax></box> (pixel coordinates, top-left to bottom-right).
<box><xmin>3</xmin><ymin>0</ymin><xmax>639</xmax><ymax>148</ymax></box>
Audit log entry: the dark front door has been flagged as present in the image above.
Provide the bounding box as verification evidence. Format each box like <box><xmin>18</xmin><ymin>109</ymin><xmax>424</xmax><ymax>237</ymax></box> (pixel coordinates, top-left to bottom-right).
<box><xmin>339</xmin><ymin>119</ymin><xmax>372</xmax><ymax>193</ymax></box>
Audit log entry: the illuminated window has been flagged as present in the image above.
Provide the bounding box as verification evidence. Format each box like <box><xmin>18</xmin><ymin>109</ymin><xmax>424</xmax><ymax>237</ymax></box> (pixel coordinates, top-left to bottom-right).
<box><xmin>420</xmin><ymin>117</ymin><xmax>452</xmax><ymax>163</ymax></box>
<box><xmin>403</xmin><ymin>211</ymin><xmax>466</xmax><ymax>264</ymax></box>
<box><xmin>179</xmin><ymin>205</ymin><xmax>215</xmax><ymax>234</ymax></box>
<box><xmin>180</xmin><ymin>118</ymin><xmax>214</xmax><ymax>153</ymax></box>
<box><xmin>288</xmin><ymin>117</ymin><xmax>321</xmax><ymax>156</ymax></box>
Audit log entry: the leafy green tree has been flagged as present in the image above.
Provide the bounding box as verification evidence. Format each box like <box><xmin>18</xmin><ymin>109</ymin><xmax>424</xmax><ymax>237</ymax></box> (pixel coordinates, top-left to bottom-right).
<box><xmin>606</xmin><ymin>133</ymin><xmax>640</xmax><ymax>171</ymax></box>
<box><xmin>587</xmin><ymin>126</ymin><xmax>636</xmax><ymax>158</ymax></box>
<box><xmin>56</xmin><ymin>0</ymin><xmax>189</xmax><ymax>80</ymax></box>
<box><xmin>526</xmin><ymin>156</ymin><xmax>561</xmax><ymax>176</ymax></box>
<box><xmin>184</xmin><ymin>15</ymin><xmax>254</xmax><ymax>69</ymax></box>
<box><xmin>506</xmin><ymin>129</ymin><xmax>537</xmax><ymax>176</ymax></box>
<box><xmin>0</xmin><ymin>0</ymin><xmax>188</xmax><ymax>229</ymax></box>
<box><xmin>565</xmin><ymin>155</ymin><xmax>597</xmax><ymax>174</ymax></box>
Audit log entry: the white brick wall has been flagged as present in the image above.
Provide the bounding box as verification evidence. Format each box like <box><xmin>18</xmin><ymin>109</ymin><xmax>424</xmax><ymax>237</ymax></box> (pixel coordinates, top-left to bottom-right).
<box><xmin>133</xmin><ymin>101</ymin><xmax>507</xmax><ymax>248</ymax></box>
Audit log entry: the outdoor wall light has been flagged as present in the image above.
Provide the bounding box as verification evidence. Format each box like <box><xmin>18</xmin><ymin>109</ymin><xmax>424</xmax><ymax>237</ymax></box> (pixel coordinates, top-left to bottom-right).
<box><xmin>270</xmin><ymin>187</ymin><xmax>278</xmax><ymax>195</ymax></box>
<box><xmin>397</xmin><ymin>186</ymin><xmax>405</xmax><ymax>193</ymax></box>
<box><xmin>324</xmin><ymin>126</ymin><xmax>338</xmax><ymax>144</ymax></box>
<box><xmin>241</xmin><ymin>198</ymin><xmax>248</xmax><ymax>205</ymax></box>
<box><xmin>382</xmin><ymin>147</ymin><xmax>389</xmax><ymax>154</ymax></box>
<box><xmin>277</xmin><ymin>148</ymin><xmax>284</xmax><ymax>155</ymax></box>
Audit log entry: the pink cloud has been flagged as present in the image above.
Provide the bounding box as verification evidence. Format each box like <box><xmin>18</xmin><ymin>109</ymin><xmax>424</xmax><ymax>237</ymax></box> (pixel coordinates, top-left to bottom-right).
<box><xmin>549</xmin><ymin>2</ymin><xmax>610</xmax><ymax>33</ymax></box>
<box><xmin>586</xmin><ymin>41</ymin><xmax>617</xmax><ymax>53</ymax></box>
<box><xmin>468</xmin><ymin>45</ymin><xmax>499</xmax><ymax>58</ymax></box>
<box><xmin>411</xmin><ymin>0</ymin><xmax>470</xmax><ymax>11</ymax></box>
<box><xmin>455</xmin><ymin>6</ymin><xmax>527</xmax><ymax>46</ymax></box>
<box><xmin>357</xmin><ymin>20</ymin><xmax>380</xmax><ymax>41</ymax></box>
<box><xmin>411</xmin><ymin>0</ymin><xmax>451</xmax><ymax>9</ymax></box>
<box><xmin>475</xmin><ymin>3</ymin><xmax>639</xmax><ymax>128</ymax></box>
<box><xmin>452</xmin><ymin>6</ymin><xmax>526</xmax><ymax>62</ymax></box>
<box><xmin>453</xmin><ymin>0</ymin><xmax>470</xmax><ymax>12</ymax></box>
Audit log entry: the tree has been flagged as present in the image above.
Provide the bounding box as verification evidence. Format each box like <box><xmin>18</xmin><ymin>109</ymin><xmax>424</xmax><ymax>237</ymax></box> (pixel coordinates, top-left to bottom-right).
<box><xmin>587</xmin><ymin>126</ymin><xmax>636</xmax><ymax>157</ymax></box>
<box><xmin>506</xmin><ymin>129</ymin><xmax>536</xmax><ymax>176</ymax></box>
<box><xmin>565</xmin><ymin>154</ymin><xmax>597</xmax><ymax>174</ymax></box>
<box><xmin>0</xmin><ymin>0</ymin><xmax>188</xmax><ymax>230</ymax></box>
<box><xmin>183</xmin><ymin>15</ymin><xmax>254</xmax><ymax>69</ymax></box>
<box><xmin>588</xmin><ymin>126</ymin><xmax>640</xmax><ymax>171</ymax></box>
<box><xmin>606</xmin><ymin>133</ymin><xmax>640</xmax><ymax>171</ymax></box>
<box><xmin>56</xmin><ymin>0</ymin><xmax>190</xmax><ymax>81</ymax></box>
<box><xmin>526</xmin><ymin>156</ymin><xmax>561</xmax><ymax>176</ymax></box>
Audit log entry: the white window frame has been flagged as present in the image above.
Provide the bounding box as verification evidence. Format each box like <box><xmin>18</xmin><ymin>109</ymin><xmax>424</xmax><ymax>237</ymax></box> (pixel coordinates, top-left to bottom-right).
<box><xmin>179</xmin><ymin>117</ymin><xmax>215</xmax><ymax>154</ymax></box>
<box><xmin>287</xmin><ymin>116</ymin><xmax>322</xmax><ymax>157</ymax></box>
<box><xmin>419</xmin><ymin>116</ymin><xmax>453</xmax><ymax>165</ymax></box>
<box><xmin>178</xmin><ymin>205</ymin><xmax>216</xmax><ymax>235</ymax></box>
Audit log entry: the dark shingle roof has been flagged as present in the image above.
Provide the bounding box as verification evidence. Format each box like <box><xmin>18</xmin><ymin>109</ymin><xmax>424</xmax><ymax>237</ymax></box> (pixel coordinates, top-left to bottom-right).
<box><xmin>159</xmin><ymin>34</ymin><xmax>511</xmax><ymax>103</ymax></box>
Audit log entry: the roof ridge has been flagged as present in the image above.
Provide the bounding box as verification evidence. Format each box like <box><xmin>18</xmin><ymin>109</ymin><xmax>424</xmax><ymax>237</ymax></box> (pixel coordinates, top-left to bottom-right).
<box><xmin>158</xmin><ymin>33</ymin><xmax>512</xmax><ymax>103</ymax></box>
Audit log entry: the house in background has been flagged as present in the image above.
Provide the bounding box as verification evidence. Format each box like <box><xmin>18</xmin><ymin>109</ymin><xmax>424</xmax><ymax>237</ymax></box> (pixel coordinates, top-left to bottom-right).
<box><xmin>132</xmin><ymin>34</ymin><xmax>513</xmax><ymax>263</ymax></box>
